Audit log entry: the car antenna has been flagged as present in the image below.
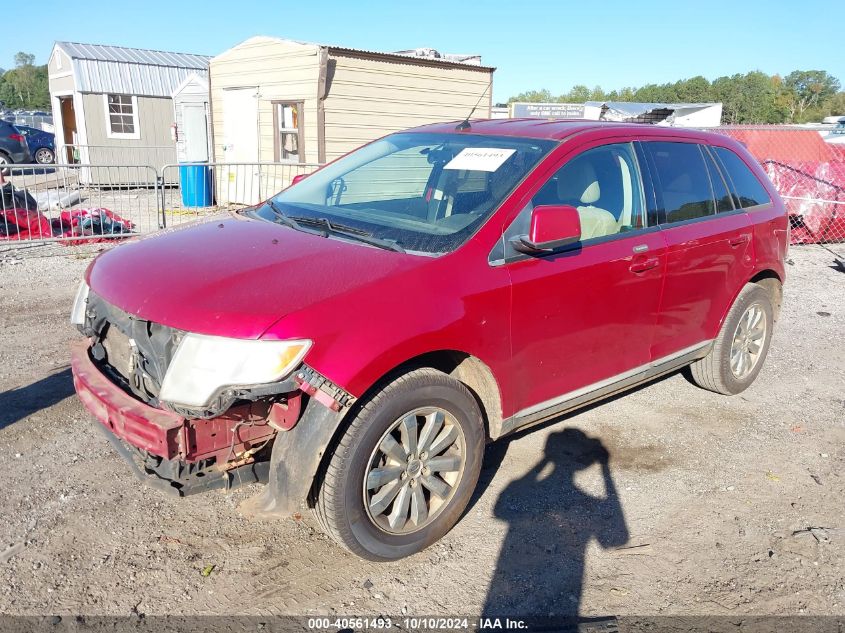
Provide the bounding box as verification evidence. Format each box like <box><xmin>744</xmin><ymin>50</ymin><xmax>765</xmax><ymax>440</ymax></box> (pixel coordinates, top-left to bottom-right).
<box><xmin>455</xmin><ymin>80</ymin><xmax>492</xmax><ymax>131</ymax></box>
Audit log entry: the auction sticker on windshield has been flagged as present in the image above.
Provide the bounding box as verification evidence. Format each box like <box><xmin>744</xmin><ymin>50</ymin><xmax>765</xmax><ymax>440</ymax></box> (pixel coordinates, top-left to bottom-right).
<box><xmin>444</xmin><ymin>148</ymin><xmax>516</xmax><ymax>172</ymax></box>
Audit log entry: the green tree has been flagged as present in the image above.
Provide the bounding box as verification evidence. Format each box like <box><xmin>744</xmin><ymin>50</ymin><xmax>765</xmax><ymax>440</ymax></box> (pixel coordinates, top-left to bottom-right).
<box><xmin>507</xmin><ymin>69</ymin><xmax>842</xmax><ymax>124</ymax></box>
<box><xmin>0</xmin><ymin>52</ymin><xmax>50</xmax><ymax>109</ymax></box>
<box><xmin>674</xmin><ymin>76</ymin><xmax>713</xmax><ymax>103</ymax></box>
<box><xmin>14</xmin><ymin>52</ymin><xmax>35</xmax><ymax>67</ymax></box>
<box><xmin>509</xmin><ymin>89</ymin><xmax>554</xmax><ymax>103</ymax></box>
<box><xmin>633</xmin><ymin>83</ymin><xmax>677</xmax><ymax>103</ymax></box>
<box><xmin>588</xmin><ymin>85</ymin><xmax>606</xmax><ymax>101</ymax></box>
<box><xmin>617</xmin><ymin>87</ymin><xmax>636</xmax><ymax>101</ymax></box>
<box><xmin>782</xmin><ymin>70</ymin><xmax>841</xmax><ymax>121</ymax></box>
<box><xmin>824</xmin><ymin>92</ymin><xmax>845</xmax><ymax>116</ymax></box>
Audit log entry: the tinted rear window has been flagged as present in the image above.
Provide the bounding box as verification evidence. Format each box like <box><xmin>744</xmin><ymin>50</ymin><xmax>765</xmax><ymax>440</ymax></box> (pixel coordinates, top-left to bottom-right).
<box><xmin>645</xmin><ymin>142</ymin><xmax>715</xmax><ymax>224</ymax></box>
<box><xmin>703</xmin><ymin>148</ymin><xmax>734</xmax><ymax>213</ymax></box>
<box><xmin>713</xmin><ymin>147</ymin><xmax>771</xmax><ymax>208</ymax></box>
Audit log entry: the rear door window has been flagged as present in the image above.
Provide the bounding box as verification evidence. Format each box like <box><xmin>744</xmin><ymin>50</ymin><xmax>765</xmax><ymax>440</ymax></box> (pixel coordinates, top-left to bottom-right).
<box><xmin>702</xmin><ymin>147</ymin><xmax>734</xmax><ymax>213</ymax></box>
<box><xmin>712</xmin><ymin>147</ymin><xmax>772</xmax><ymax>209</ymax></box>
<box><xmin>644</xmin><ymin>142</ymin><xmax>715</xmax><ymax>224</ymax></box>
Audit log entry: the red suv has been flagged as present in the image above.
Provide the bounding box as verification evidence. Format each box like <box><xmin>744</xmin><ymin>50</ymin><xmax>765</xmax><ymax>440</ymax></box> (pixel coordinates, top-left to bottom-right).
<box><xmin>71</xmin><ymin>120</ymin><xmax>787</xmax><ymax>560</ymax></box>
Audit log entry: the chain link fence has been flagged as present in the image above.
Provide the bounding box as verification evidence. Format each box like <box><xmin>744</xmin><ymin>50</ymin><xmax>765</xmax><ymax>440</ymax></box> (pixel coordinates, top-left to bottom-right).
<box><xmin>701</xmin><ymin>125</ymin><xmax>845</xmax><ymax>249</ymax></box>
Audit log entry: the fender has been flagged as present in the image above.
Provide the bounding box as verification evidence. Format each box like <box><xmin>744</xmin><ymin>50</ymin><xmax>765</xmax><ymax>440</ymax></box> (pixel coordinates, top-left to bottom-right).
<box><xmin>711</xmin><ymin>266</ymin><xmax>784</xmax><ymax>340</ymax></box>
<box><xmin>240</xmin><ymin>395</ymin><xmax>349</xmax><ymax>518</ymax></box>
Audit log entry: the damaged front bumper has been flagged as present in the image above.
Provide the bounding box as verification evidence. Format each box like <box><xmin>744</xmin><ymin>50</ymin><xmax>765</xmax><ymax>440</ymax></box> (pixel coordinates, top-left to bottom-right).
<box><xmin>71</xmin><ymin>338</ymin><xmax>356</xmax><ymax>514</ymax></box>
<box><xmin>70</xmin><ymin>339</ymin><xmax>302</xmax><ymax>496</ymax></box>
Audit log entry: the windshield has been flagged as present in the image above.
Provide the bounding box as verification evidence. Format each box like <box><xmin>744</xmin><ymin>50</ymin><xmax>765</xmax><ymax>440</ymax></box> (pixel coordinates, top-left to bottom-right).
<box><xmin>254</xmin><ymin>132</ymin><xmax>555</xmax><ymax>254</ymax></box>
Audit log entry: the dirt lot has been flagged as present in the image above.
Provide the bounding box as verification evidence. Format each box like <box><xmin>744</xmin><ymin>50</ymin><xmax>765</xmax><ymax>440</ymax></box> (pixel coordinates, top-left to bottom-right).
<box><xmin>0</xmin><ymin>244</ymin><xmax>842</xmax><ymax>618</ymax></box>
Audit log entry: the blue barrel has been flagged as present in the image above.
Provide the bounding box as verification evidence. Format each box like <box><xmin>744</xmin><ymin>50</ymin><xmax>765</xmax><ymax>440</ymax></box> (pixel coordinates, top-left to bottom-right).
<box><xmin>179</xmin><ymin>163</ymin><xmax>213</xmax><ymax>207</ymax></box>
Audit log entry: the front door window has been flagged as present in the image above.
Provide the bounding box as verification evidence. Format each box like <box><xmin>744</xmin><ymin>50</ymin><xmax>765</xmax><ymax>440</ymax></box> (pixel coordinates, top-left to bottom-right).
<box><xmin>496</xmin><ymin>143</ymin><xmax>648</xmax><ymax>263</ymax></box>
<box><xmin>504</xmin><ymin>141</ymin><xmax>666</xmax><ymax>419</ymax></box>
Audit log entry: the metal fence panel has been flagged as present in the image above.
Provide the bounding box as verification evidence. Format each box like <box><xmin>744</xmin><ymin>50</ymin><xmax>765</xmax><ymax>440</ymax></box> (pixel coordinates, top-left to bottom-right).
<box><xmin>159</xmin><ymin>162</ymin><xmax>322</xmax><ymax>228</ymax></box>
<box><xmin>1</xmin><ymin>163</ymin><xmax>160</xmax><ymax>245</ymax></box>
<box><xmin>3</xmin><ymin>113</ymin><xmax>54</xmax><ymax>131</ymax></box>
<box><xmin>57</xmin><ymin>144</ymin><xmax>178</xmax><ymax>176</ymax></box>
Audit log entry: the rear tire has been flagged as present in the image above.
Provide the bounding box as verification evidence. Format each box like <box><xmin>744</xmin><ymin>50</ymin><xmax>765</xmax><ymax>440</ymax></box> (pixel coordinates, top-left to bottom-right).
<box><xmin>0</xmin><ymin>153</ymin><xmax>10</xmax><ymax>176</ymax></box>
<box><xmin>687</xmin><ymin>283</ymin><xmax>775</xmax><ymax>395</ymax></box>
<box><xmin>314</xmin><ymin>368</ymin><xmax>484</xmax><ymax>561</ymax></box>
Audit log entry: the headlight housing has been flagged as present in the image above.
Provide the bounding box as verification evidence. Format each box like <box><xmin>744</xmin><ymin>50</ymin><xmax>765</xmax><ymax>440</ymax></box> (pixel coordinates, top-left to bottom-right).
<box><xmin>159</xmin><ymin>334</ymin><xmax>311</xmax><ymax>408</ymax></box>
<box><xmin>70</xmin><ymin>281</ymin><xmax>90</xmax><ymax>326</ymax></box>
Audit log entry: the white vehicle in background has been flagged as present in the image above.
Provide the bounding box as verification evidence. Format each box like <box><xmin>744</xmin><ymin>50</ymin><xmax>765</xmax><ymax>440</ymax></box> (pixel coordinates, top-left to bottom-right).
<box><xmin>820</xmin><ymin>115</ymin><xmax>845</xmax><ymax>144</ymax></box>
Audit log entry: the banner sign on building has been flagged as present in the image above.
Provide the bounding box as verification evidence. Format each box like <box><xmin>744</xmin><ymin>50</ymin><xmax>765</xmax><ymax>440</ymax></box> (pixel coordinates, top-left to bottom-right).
<box><xmin>510</xmin><ymin>102</ymin><xmax>586</xmax><ymax>119</ymax></box>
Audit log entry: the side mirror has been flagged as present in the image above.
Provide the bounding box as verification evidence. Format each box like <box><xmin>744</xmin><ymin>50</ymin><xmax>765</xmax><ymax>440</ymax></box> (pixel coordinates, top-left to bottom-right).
<box><xmin>290</xmin><ymin>173</ymin><xmax>308</xmax><ymax>186</ymax></box>
<box><xmin>511</xmin><ymin>204</ymin><xmax>581</xmax><ymax>254</ymax></box>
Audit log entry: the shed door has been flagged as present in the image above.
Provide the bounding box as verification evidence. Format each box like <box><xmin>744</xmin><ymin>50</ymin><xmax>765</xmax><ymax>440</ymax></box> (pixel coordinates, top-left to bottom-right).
<box><xmin>59</xmin><ymin>96</ymin><xmax>77</xmax><ymax>164</ymax></box>
<box><xmin>222</xmin><ymin>87</ymin><xmax>259</xmax><ymax>204</ymax></box>
<box><xmin>182</xmin><ymin>104</ymin><xmax>208</xmax><ymax>162</ymax></box>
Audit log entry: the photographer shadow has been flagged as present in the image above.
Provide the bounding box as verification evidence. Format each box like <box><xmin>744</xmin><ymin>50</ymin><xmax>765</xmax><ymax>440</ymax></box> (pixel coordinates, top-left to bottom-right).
<box><xmin>482</xmin><ymin>427</ymin><xmax>628</xmax><ymax>618</ymax></box>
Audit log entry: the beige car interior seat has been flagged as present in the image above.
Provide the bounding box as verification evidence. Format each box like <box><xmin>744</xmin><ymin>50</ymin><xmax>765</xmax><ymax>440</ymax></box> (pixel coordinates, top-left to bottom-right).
<box><xmin>556</xmin><ymin>161</ymin><xmax>619</xmax><ymax>240</ymax></box>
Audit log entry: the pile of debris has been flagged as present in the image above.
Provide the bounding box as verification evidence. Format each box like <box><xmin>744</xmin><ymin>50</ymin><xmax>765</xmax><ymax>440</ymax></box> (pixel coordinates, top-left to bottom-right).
<box><xmin>0</xmin><ymin>181</ymin><xmax>134</xmax><ymax>244</ymax></box>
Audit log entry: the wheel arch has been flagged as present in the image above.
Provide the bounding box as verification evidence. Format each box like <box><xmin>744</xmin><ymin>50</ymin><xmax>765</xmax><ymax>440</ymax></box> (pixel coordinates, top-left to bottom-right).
<box><xmin>348</xmin><ymin>349</ymin><xmax>503</xmax><ymax>442</ymax></box>
<box><xmin>748</xmin><ymin>269</ymin><xmax>783</xmax><ymax>322</ymax></box>
<box><xmin>302</xmin><ymin>349</ymin><xmax>503</xmax><ymax>508</ymax></box>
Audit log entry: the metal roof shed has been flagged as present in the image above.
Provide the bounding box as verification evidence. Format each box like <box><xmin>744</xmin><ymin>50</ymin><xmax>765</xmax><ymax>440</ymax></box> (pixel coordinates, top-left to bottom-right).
<box><xmin>172</xmin><ymin>74</ymin><xmax>212</xmax><ymax>163</ymax></box>
<box><xmin>48</xmin><ymin>41</ymin><xmax>211</xmax><ymax>168</ymax></box>
<box><xmin>209</xmin><ymin>36</ymin><xmax>495</xmax><ymax>204</ymax></box>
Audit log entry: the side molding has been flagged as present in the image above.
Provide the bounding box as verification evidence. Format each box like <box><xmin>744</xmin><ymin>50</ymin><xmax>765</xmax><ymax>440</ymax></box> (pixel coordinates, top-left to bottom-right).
<box><xmin>496</xmin><ymin>341</ymin><xmax>713</xmax><ymax>438</ymax></box>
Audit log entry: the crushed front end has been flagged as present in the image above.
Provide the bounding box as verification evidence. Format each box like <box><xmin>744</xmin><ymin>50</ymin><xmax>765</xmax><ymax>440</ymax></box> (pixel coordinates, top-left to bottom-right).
<box><xmin>70</xmin><ymin>288</ymin><xmax>309</xmax><ymax>496</ymax></box>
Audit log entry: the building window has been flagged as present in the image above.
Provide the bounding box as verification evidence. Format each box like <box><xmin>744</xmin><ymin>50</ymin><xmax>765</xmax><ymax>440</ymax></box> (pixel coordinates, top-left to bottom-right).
<box><xmin>104</xmin><ymin>94</ymin><xmax>140</xmax><ymax>139</ymax></box>
<box><xmin>273</xmin><ymin>101</ymin><xmax>304</xmax><ymax>162</ymax></box>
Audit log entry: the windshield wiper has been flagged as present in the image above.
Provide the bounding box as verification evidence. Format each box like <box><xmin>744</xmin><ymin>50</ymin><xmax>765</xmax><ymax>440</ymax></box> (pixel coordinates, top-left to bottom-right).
<box><xmin>264</xmin><ymin>200</ymin><xmax>327</xmax><ymax>236</ymax></box>
<box><xmin>289</xmin><ymin>216</ymin><xmax>406</xmax><ymax>253</ymax></box>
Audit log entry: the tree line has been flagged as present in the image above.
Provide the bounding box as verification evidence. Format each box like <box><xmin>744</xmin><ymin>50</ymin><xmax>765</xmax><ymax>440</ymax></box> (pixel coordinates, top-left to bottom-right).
<box><xmin>0</xmin><ymin>52</ymin><xmax>51</xmax><ymax>111</ymax></box>
<box><xmin>508</xmin><ymin>70</ymin><xmax>844</xmax><ymax>124</ymax></box>
<box><xmin>3</xmin><ymin>49</ymin><xmax>843</xmax><ymax>125</ymax></box>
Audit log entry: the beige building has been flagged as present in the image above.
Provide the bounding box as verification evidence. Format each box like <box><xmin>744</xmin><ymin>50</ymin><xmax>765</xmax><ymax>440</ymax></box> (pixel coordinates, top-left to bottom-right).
<box><xmin>47</xmin><ymin>41</ymin><xmax>211</xmax><ymax>170</ymax></box>
<box><xmin>210</xmin><ymin>37</ymin><xmax>494</xmax><ymax>203</ymax></box>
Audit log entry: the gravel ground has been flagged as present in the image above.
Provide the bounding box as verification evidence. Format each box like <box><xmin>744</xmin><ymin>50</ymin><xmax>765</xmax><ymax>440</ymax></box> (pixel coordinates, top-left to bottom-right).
<box><xmin>0</xmin><ymin>243</ymin><xmax>842</xmax><ymax>618</ymax></box>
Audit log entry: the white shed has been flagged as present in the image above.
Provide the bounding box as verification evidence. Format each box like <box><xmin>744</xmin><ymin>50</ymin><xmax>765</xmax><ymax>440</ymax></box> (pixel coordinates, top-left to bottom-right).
<box><xmin>209</xmin><ymin>36</ymin><xmax>495</xmax><ymax>204</ymax></box>
<box><xmin>172</xmin><ymin>73</ymin><xmax>212</xmax><ymax>163</ymax></box>
<box><xmin>47</xmin><ymin>41</ymin><xmax>211</xmax><ymax>168</ymax></box>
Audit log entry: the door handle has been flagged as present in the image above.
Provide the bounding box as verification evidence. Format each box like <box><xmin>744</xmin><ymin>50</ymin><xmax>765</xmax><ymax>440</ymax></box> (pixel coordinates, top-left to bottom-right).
<box><xmin>629</xmin><ymin>257</ymin><xmax>660</xmax><ymax>273</ymax></box>
<box><xmin>729</xmin><ymin>234</ymin><xmax>751</xmax><ymax>247</ymax></box>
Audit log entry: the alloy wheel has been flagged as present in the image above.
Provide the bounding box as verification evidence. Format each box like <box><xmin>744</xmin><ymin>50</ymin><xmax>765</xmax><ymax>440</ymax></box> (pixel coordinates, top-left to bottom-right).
<box><xmin>730</xmin><ymin>302</ymin><xmax>767</xmax><ymax>379</ymax></box>
<box><xmin>363</xmin><ymin>407</ymin><xmax>466</xmax><ymax>535</ymax></box>
<box><xmin>35</xmin><ymin>148</ymin><xmax>54</xmax><ymax>164</ymax></box>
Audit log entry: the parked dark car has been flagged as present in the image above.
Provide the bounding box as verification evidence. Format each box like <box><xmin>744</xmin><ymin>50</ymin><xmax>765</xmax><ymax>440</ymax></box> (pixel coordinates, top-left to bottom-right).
<box><xmin>0</xmin><ymin>120</ymin><xmax>32</xmax><ymax>173</ymax></box>
<box><xmin>71</xmin><ymin>120</ymin><xmax>788</xmax><ymax>561</ymax></box>
<box><xmin>17</xmin><ymin>125</ymin><xmax>55</xmax><ymax>164</ymax></box>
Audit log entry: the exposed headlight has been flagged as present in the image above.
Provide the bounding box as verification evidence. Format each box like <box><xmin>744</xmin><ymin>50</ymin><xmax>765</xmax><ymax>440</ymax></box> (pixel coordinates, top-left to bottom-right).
<box><xmin>70</xmin><ymin>282</ymin><xmax>90</xmax><ymax>326</ymax></box>
<box><xmin>159</xmin><ymin>334</ymin><xmax>311</xmax><ymax>408</ymax></box>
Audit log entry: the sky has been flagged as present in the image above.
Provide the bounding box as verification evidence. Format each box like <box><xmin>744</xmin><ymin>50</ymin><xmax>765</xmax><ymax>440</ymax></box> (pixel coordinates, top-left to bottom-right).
<box><xmin>3</xmin><ymin>0</ymin><xmax>843</xmax><ymax>104</ymax></box>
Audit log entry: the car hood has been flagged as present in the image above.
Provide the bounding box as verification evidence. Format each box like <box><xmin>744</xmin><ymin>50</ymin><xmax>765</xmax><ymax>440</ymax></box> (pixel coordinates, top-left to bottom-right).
<box><xmin>87</xmin><ymin>214</ymin><xmax>424</xmax><ymax>338</ymax></box>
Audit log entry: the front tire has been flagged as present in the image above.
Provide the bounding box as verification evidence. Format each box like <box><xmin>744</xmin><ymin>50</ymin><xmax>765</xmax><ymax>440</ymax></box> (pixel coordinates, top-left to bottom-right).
<box><xmin>687</xmin><ymin>283</ymin><xmax>775</xmax><ymax>395</ymax></box>
<box><xmin>34</xmin><ymin>147</ymin><xmax>54</xmax><ymax>165</ymax></box>
<box><xmin>314</xmin><ymin>368</ymin><xmax>485</xmax><ymax>561</ymax></box>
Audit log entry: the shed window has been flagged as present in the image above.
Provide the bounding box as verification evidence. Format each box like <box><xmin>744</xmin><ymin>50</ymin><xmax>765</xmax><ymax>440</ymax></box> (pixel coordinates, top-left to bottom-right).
<box><xmin>105</xmin><ymin>94</ymin><xmax>140</xmax><ymax>139</ymax></box>
<box><xmin>273</xmin><ymin>102</ymin><xmax>304</xmax><ymax>163</ymax></box>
